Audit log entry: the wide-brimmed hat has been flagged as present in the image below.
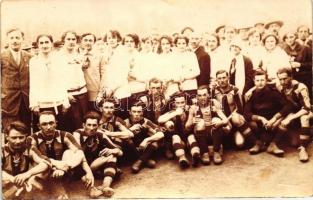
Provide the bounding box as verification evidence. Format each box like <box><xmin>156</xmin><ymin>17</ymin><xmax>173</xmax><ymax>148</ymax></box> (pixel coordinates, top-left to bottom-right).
<box><xmin>265</xmin><ymin>20</ymin><xmax>284</xmax><ymax>29</ymax></box>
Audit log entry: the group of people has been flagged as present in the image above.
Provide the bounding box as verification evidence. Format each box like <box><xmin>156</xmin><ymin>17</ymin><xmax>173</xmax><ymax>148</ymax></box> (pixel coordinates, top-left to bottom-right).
<box><xmin>1</xmin><ymin>20</ymin><xmax>313</xmax><ymax>199</ymax></box>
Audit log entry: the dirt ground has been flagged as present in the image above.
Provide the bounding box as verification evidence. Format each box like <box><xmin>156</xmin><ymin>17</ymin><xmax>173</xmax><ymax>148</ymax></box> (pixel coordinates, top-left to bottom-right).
<box><xmin>51</xmin><ymin>143</ymin><xmax>313</xmax><ymax>199</ymax></box>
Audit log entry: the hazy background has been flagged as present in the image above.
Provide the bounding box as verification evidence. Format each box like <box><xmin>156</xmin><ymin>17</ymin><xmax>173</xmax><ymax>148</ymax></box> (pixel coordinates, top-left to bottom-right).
<box><xmin>1</xmin><ymin>0</ymin><xmax>312</xmax><ymax>47</ymax></box>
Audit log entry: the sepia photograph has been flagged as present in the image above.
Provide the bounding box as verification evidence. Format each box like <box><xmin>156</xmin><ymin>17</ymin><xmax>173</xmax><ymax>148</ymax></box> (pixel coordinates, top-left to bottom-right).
<box><xmin>1</xmin><ymin>0</ymin><xmax>313</xmax><ymax>199</ymax></box>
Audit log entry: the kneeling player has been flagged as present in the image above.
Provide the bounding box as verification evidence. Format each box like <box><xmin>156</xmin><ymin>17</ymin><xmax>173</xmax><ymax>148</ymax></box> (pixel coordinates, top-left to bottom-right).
<box><xmin>125</xmin><ymin>101</ymin><xmax>164</xmax><ymax>173</ymax></box>
<box><xmin>186</xmin><ymin>86</ymin><xmax>228</xmax><ymax>165</ymax></box>
<box><xmin>276</xmin><ymin>68</ymin><xmax>312</xmax><ymax>162</ymax></box>
<box><xmin>2</xmin><ymin>121</ymin><xmax>50</xmax><ymax>199</ymax></box>
<box><xmin>73</xmin><ymin>111</ymin><xmax>123</xmax><ymax>198</ymax></box>
<box><xmin>212</xmin><ymin>70</ymin><xmax>256</xmax><ymax>149</ymax></box>
<box><xmin>30</xmin><ymin>111</ymin><xmax>95</xmax><ymax>199</ymax></box>
<box><xmin>158</xmin><ymin>92</ymin><xmax>201</xmax><ymax>168</ymax></box>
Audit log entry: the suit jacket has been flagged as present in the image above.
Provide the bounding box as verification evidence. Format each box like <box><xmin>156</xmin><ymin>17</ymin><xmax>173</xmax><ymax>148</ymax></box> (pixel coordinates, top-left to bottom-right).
<box><xmin>1</xmin><ymin>49</ymin><xmax>32</xmax><ymax>116</ymax></box>
<box><xmin>242</xmin><ymin>55</ymin><xmax>254</xmax><ymax>96</ymax></box>
<box><xmin>194</xmin><ymin>46</ymin><xmax>211</xmax><ymax>87</ymax></box>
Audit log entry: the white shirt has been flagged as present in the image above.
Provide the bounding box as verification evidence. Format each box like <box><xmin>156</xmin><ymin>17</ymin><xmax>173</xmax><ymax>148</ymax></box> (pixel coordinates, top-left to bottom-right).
<box><xmin>55</xmin><ymin>49</ymin><xmax>87</xmax><ymax>95</ymax></box>
<box><xmin>29</xmin><ymin>53</ymin><xmax>70</xmax><ymax>110</ymax></box>
<box><xmin>175</xmin><ymin>51</ymin><xmax>200</xmax><ymax>91</ymax></box>
<box><xmin>261</xmin><ymin>46</ymin><xmax>291</xmax><ymax>80</ymax></box>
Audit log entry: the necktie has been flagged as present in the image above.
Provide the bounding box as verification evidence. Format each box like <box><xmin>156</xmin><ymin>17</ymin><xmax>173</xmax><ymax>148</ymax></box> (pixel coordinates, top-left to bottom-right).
<box><xmin>229</xmin><ymin>58</ymin><xmax>236</xmax><ymax>85</ymax></box>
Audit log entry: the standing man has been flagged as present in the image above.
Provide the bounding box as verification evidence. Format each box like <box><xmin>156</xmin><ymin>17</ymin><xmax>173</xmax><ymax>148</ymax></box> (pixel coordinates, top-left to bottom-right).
<box><xmin>79</xmin><ymin>33</ymin><xmax>105</xmax><ymax>112</ymax></box>
<box><xmin>189</xmin><ymin>32</ymin><xmax>211</xmax><ymax>87</ymax></box>
<box><xmin>1</xmin><ymin>28</ymin><xmax>32</xmax><ymax>132</ymax></box>
<box><xmin>296</xmin><ymin>25</ymin><xmax>311</xmax><ymax>46</ymax></box>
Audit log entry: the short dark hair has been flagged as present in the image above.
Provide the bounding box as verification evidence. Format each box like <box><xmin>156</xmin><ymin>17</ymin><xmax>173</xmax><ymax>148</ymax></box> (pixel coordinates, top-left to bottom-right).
<box><xmin>6</xmin><ymin>28</ymin><xmax>24</xmax><ymax>38</ymax></box>
<box><xmin>216</xmin><ymin>70</ymin><xmax>229</xmax><ymax>77</ymax></box>
<box><xmin>98</xmin><ymin>97</ymin><xmax>116</xmax><ymax>108</ymax></box>
<box><xmin>6</xmin><ymin>121</ymin><xmax>28</xmax><ymax>135</ymax></box>
<box><xmin>262</xmin><ymin>34</ymin><xmax>279</xmax><ymax>45</ymax></box>
<box><xmin>181</xmin><ymin>27</ymin><xmax>194</xmax><ymax>35</ymax></box>
<box><xmin>103</xmin><ymin>30</ymin><xmax>122</xmax><ymax>43</ymax></box>
<box><xmin>277</xmin><ymin>67</ymin><xmax>292</xmax><ymax>77</ymax></box>
<box><xmin>122</xmin><ymin>34</ymin><xmax>140</xmax><ymax>48</ymax></box>
<box><xmin>170</xmin><ymin>91</ymin><xmax>186</xmax><ymax>101</ymax></box>
<box><xmin>174</xmin><ymin>35</ymin><xmax>189</xmax><ymax>45</ymax></box>
<box><xmin>61</xmin><ymin>31</ymin><xmax>79</xmax><ymax>43</ymax></box>
<box><xmin>130</xmin><ymin>101</ymin><xmax>145</xmax><ymax>109</ymax></box>
<box><xmin>282</xmin><ymin>32</ymin><xmax>296</xmax><ymax>42</ymax></box>
<box><xmin>83</xmin><ymin>111</ymin><xmax>101</xmax><ymax>123</ymax></box>
<box><xmin>254</xmin><ymin>69</ymin><xmax>268</xmax><ymax>79</ymax></box>
<box><xmin>36</xmin><ymin>34</ymin><xmax>53</xmax><ymax>44</ymax></box>
<box><xmin>197</xmin><ymin>85</ymin><xmax>209</xmax><ymax>92</ymax></box>
<box><xmin>38</xmin><ymin>111</ymin><xmax>56</xmax><ymax>121</ymax></box>
<box><xmin>80</xmin><ymin>33</ymin><xmax>96</xmax><ymax>43</ymax></box>
<box><xmin>149</xmin><ymin>78</ymin><xmax>163</xmax><ymax>87</ymax></box>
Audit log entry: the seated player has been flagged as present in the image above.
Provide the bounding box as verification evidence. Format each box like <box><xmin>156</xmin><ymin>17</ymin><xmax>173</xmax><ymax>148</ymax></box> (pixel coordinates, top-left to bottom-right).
<box><xmin>244</xmin><ymin>70</ymin><xmax>293</xmax><ymax>156</ymax></box>
<box><xmin>139</xmin><ymin>78</ymin><xmax>171</xmax><ymax>158</ymax></box>
<box><xmin>158</xmin><ymin>92</ymin><xmax>201</xmax><ymax>168</ymax></box>
<box><xmin>2</xmin><ymin>121</ymin><xmax>50</xmax><ymax>199</ymax></box>
<box><xmin>185</xmin><ymin>86</ymin><xmax>228</xmax><ymax>165</ymax></box>
<box><xmin>212</xmin><ymin>70</ymin><xmax>257</xmax><ymax>149</ymax></box>
<box><xmin>30</xmin><ymin>111</ymin><xmax>95</xmax><ymax>199</ymax></box>
<box><xmin>73</xmin><ymin>111</ymin><xmax>123</xmax><ymax>198</ymax></box>
<box><xmin>275</xmin><ymin>67</ymin><xmax>312</xmax><ymax>162</ymax></box>
<box><xmin>97</xmin><ymin>98</ymin><xmax>134</xmax><ymax>158</ymax></box>
<box><xmin>124</xmin><ymin>101</ymin><xmax>164</xmax><ymax>173</ymax></box>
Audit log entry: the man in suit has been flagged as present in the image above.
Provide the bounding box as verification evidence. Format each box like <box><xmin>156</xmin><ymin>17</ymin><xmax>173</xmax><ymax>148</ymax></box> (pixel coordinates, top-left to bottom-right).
<box><xmin>1</xmin><ymin>28</ymin><xmax>32</xmax><ymax>133</ymax></box>
<box><xmin>189</xmin><ymin>32</ymin><xmax>211</xmax><ymax>87</ymax></box>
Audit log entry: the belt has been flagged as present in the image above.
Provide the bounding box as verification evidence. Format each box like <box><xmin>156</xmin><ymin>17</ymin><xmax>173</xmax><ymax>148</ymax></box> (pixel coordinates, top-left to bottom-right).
<box><xmin>68</xmin><ymin>85</ymin><xmax>87</xmax><ymax>93</ymax></box>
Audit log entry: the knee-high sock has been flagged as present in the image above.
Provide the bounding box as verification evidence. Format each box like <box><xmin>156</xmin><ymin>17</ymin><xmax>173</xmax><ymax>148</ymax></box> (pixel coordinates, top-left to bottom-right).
<box><xmin>194</xmin><ymin>130</ymin><xmax>209</xmax><ymax>155</ymax></box>
<box><xmin>212</xmin><ymin>128</ymin><xmax>223</xmax><ymax>152</ymax></box>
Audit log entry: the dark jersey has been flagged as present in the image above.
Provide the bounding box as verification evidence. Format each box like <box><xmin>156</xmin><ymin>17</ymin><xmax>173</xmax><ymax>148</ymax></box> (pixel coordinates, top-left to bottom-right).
<box><xmin>31</xmin><ymin>130</ymin><xmax>81</xmax><ymax>160</ymax></box>
<box><xmin>140</xmin><ymin>93</ymin><xmax>169</xmax><ymax>124</ymax></box>
<box><xmin>244</xmin><ymin>85</ymin><xmax>292</xmax><ymax>120</ymax></box>
<box><xmin>2</xmin><ymin>138</ymin><xmax>48</xmax><ymax>176</ymax></box>
<box><xmin>276</xmin><ymin>80</ymin><xmax>311</xmax><ymax>112</ymax></box>
<box><xmin>212</xmin><ymin>85</ymin><xmax>243</xmax><ymax>116</ymax></box>
<box><xmin>124</xmin><ymin>117</ymin><xmax>160</xmax><ymax>146</ymax></box>
<box><xmin>73</xmin><ymin>129</ymin><xmax>117</xmax><ymax>164</ymax></box>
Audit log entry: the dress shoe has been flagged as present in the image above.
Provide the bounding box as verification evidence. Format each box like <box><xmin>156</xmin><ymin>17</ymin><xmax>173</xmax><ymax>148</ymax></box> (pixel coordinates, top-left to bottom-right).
<box><xmin>249</xmin><ymin>141</ymin><xmax>262</xmax><ymax>155</ymax></box>
<box><xmin>213</xmin><ymin>151</ymin><xmax>223</xmax><ymax>165</ymax></box>
<box><xmin>191</xmin><ymin>152</ymin><xmax>201</xmax><ymax>167</ymax></box>
<box><xmin>178</xmin><ymin>155</ymin><xmax>190</xmax><ymax>169</ymax></box>
<box><xmin>89</xmin><ymin>186</ymin><xmax>103</xmax><ymax>198</ymax></box>
<box><xmin>201</xmin><ymin>152</ymin><xmax>210</xmax><ymax>165</ymax></box>
<box><xmin>131</xmin><ymin>160</ymin><xmax>143</xmax><ymax>173</ymax></box>
<box><xmin>165</xmin><ymin>149</ymin><xmax>174</xmax><ymax>160</ymax></box>
<box><xmin>267</xmin><ymin>142</ymin><xmax>284</xmax><ymax>157</ymax></box>
<box><xmin>146</xmin><ymin>159</ymin><xmax>156</xmax><ymax>168</ymax></box>
<box><xmin>298</xmin><ymin>146</ymin><xmax>309</xmax><ymax>162</ymax></box>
